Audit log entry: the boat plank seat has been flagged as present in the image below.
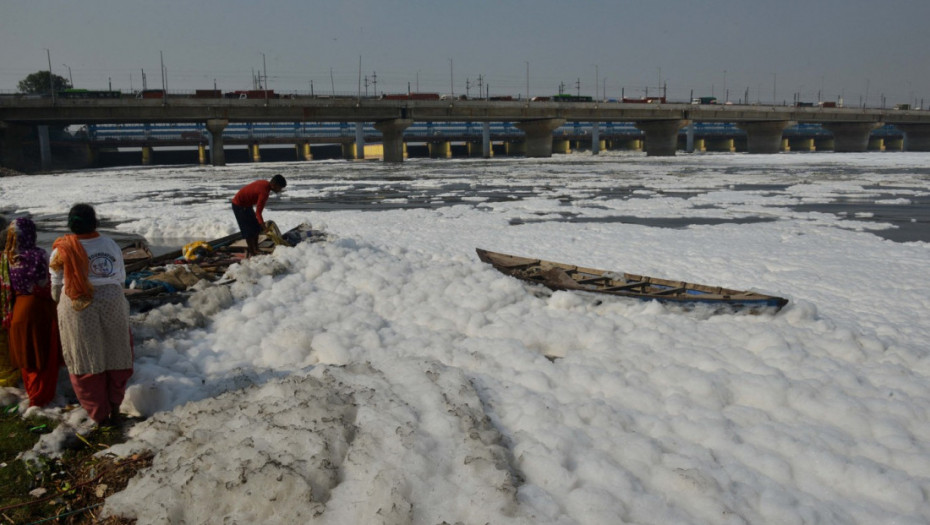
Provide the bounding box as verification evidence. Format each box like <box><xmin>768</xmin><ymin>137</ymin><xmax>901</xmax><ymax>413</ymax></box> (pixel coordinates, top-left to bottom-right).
<box><xmin>577</xmin><ymin>276</ymin><xmax>611</xmax><ymax>284</ymax></box>
<box><xmin>603</xmin><ymin>282</ymin><xmax>647</xmax><ymax>291</ymax></box>
<box><xmin>654</xmin><ymin>287</ymin><xmax>688</xmax><ymax>296</ymax></box>
<box><xmin>497</xmin><ymin>260</ymin><xmax>541</xmax><ymax>270</ymax></box>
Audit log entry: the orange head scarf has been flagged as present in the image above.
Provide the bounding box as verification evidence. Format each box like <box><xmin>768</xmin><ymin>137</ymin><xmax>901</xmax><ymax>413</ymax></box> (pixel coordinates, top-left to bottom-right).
<box><xmin>50</xmin><ymin>233</ymin><xmax>98</xmax><ymax>311</ymax></box>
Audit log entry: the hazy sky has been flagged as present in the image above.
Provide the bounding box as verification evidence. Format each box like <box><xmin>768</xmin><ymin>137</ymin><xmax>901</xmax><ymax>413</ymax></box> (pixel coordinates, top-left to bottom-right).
<box><xmin>2</xmin><ymin>0</ymin><xmax>928</xmax><ymax>106</ymax></box>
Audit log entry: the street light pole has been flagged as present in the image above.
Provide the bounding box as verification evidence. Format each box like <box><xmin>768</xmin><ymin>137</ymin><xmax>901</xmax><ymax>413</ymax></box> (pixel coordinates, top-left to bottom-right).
<box><xmin>63</xmin><ymin>64</ymin><xmax>73</xmax><ymax>86</ymax></box>
<box><xmin>46</xmin><ymin>49</ymin><xmax>55</xmax><ymax>103</ymax></box>
<box><xmin>525</xmin><ymin>61</ymin><xmax>529</xmax><ymax>100</ymax></box>
<box><xmin>160</xmin><ymin>51</ymin><xmax>167</xmax><ymax>106</ymax></box>
<box><xmin>262</xmin><ymin>52</ymin><xmax>268</xmax><ymax>104</ymax></box>
<box><xmin>160</xmin><ymin>51</ymin><xmax>166</xmax><ymax>92</ymax></box>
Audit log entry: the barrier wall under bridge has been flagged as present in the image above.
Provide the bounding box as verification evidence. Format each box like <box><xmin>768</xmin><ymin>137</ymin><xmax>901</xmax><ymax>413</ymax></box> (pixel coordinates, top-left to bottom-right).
<box><xmin>0</xmin><ymin>120</ymin><xmax>915</xmax><ymax>170</ymax></box>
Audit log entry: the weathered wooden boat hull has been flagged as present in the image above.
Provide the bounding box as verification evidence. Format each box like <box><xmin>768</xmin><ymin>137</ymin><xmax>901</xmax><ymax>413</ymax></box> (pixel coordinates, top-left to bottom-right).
<box><xmin>477</xmin><ymin>248</ymin><xmax>788</xmax><ymax>312</ymax></box>
<box><xmin>125</xmin><ymin>223</ymin><xmax>327</xmax><ymax>311</ymax></box>
<box><xmin>121</xmin><ymin>240</ymin><xmax>155</xmax><ymax>274</ymax></box>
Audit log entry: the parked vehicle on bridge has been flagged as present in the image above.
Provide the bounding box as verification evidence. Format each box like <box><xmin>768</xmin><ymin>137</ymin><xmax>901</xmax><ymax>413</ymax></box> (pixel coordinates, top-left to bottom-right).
<box><xmin>137</xmin><ymin>89</ymin><xmax>166</xmax><ymax>99</ymax></box>
<box><xmin>380</xmin><ymin>93</ymin><xmax>441</xmax><ymax>101</ymax></box>
<box><xmin>554</xmin><ymin>94</ymin><xmax>594</xmax><ymax>102</ymax></box>
<box><xmin>692</xmin><ymin>96</ymin><xmax>717</xmax><ymax>104</ymax></box>
<box><xmin>58</xmin><ymin>89</ymin><xmax>122</xmax><ymax>99</ymax></box>
<box><xmin>818</xmin><ymin>101</ymin><xmax>837</xmax><ymax>108</ymax></box>
<box><xmin>225</xmin><ymin>90</ymin><xmax>278</xmax><ymax>99</ymax></box>
<box><xmin>622</xmin><ymin>96</ymin><xmax>665</xmax><ymax>104</ymax></box>
<box><xmin>894</xmin><ymin>103</ymin><xmax>911</xmax><ymax>110</ymax></box>
<box><xmin>489</xmin><ymin>96</ymin><xmax>515</xmax><ymax>101</ymax></box>
<box><xmin>193</xmin><ymin>89</ymin><xmax>222</xmax><ymax>98</ymax></box>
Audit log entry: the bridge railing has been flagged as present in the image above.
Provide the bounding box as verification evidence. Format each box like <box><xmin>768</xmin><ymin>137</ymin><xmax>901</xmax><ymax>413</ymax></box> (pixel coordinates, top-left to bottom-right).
<box><xmin>81</xmin><ymin>121</ymin><xmax>529</xmax><ymax>141</ymax></box>
<box><xmin>75</xmin><ymin>121</ymin><xmax>903</xmax><ymax>143</ymax></box>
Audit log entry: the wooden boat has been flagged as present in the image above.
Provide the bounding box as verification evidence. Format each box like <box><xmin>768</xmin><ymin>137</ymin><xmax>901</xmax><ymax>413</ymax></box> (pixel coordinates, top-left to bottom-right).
<box><xmin>120</xmin><ymin>239</ymin><xmax>155</xmax><ymax>274</ymax></box>
<box><xmin>476</xmin><ymin>248</ymin><xmax>788</xmax><ymax>312</ymax></box>
<box><xmin>124</xmin><ymin>222</ymin><xmax>328</xmax><ymax>311</ymax></box>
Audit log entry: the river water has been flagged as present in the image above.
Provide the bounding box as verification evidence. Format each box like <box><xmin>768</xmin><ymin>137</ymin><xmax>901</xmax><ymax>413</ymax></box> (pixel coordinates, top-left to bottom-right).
<box><xmin>9</xmin><ymin>152</ymin><xmax>930</xmax><ymax>251</ymax></box>
<box><xmin>264</xmin><ymin>157</ymin><xmax>930</xmax><ymax>244</ymax></box>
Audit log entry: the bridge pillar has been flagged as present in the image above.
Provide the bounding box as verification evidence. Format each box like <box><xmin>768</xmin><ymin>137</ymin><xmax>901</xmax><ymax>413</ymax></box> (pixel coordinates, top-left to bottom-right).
<box><xmin>374</xmin><ymin>119</ymin><xmax>413</xmax><ymax>163</ymax></box>
<box><xmin>482</xmin><ymin>122</ymin><xmax>492</xmax><ymax>158</ymax></box>
<box><xmin>206</xmin><ymin>119</ymin><xmax>228</xmax><ymax>166</ymax></box>
<box><xmin>515</xmin><ymin>119</ymin><xmax>565</xmax><ymax>157</ymax></box>
<box><xmin>884</xmin><ymin>137</ymin><xmax>904</xmax><ymax>151</ymax></box>
<box><xmin>300</xmin><ymin>142</ymin><xmax>312</xmax><ymax>160</ymax></box>
<box><xmin>141</xmin><ymin>146</ymin><xmax>153</xmax><ymax>165</ymax></box>
<box><xmin>634</xmin><ymin>120</ymin><xmax>688</xmax><ymax>156</ymax></box>
<box><xmin>198</xmin><ymin>144</ymin><xmax>207</xmax><ymax>165</ymax></box>
<box><xmin>868</xmin><ymin>138</ymin><xmax>885</xmax><ymax>151</ymax></box>
<box><xmin>821</xmin><ymin>122</ymin><xmax>881</xmax><ymax>152</ymax></box>
<box><xmin>250</xmin><ymin>143</ymin><xmax>261</xmax><ymax>162</ymax></box>
<box><xmin>591</xmin><ymin>123</ymin><xmax>600</xmax><ymax>155</ymax></box>
<box><xmin>894</xmin><ymin>124</ymin><xmax>930</xmax><ymax>151</ymax></box>
<box><xmin>429</xmin><ymin>141</ymin><xmax>451</xmax><ymax>159</ymax></box>
<box><xmin>355</xmin><ymin>123</ymin><xmax>365</xmax><ymax>159</ymax></box>
<box><xmin>552</xmin><ymin>139</ymin><xmax>571</xmax><ymax>154</ymax></box>
<box><xmin>38</xmin><ymin>125</ymin><xmax>52</xmax><ymax>170</ymax></box>
<box><xmin>736</xmin><ymin>121</ymin><xmax>791</xmax><ymax>154</ymax></box>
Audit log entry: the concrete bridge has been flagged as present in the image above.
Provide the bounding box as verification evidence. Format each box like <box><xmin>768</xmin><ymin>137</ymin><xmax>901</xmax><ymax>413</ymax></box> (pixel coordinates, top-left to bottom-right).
<box><xmin>2</xmin><ymin>96</ymin><xmax>930</xmax><ymax>168</ymax></box>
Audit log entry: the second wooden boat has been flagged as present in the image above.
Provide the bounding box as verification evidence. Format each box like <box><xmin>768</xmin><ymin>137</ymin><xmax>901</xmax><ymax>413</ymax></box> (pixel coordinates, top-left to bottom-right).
<box><xmin>477</xmin><ymin>248</ymin><xmax>788</xmax><ymax>312</ymax></box>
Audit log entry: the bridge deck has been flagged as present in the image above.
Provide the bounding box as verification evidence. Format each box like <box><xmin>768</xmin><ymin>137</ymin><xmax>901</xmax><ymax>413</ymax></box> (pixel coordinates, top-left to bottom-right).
<box><xmin>3</xmin><ymin>97</ymin><xmax>929</xmax><ymax>126</ymax></box>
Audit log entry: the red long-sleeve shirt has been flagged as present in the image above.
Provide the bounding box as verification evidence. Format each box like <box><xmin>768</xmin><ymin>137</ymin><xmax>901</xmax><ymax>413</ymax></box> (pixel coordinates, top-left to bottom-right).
<box><xmin>232</xmin><ymin>180</ymin><xmax>272</xmax><ymax>224</ymax></box>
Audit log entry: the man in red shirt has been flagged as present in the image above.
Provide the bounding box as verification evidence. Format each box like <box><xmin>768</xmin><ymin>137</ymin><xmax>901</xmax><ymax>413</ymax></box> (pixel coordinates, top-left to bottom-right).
<box><xmin>231</xmin><ymin>174</ymin><xmax>287</xmax><ymax>257</ymax></box>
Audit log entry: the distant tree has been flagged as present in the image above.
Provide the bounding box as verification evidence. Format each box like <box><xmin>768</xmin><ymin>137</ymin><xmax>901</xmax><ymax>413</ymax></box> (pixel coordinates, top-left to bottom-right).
<box><xmin>17</xmin><ymin>71</ymin><xmax>71</xmax><ymax>94</ymax></box>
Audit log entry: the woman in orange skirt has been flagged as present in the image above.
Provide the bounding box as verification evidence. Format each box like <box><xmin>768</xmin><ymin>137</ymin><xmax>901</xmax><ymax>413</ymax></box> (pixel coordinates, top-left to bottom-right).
<box><xmin>50</xmin><ymin>204</ymin><xmax>133</xmax><ymax>424</ymax></box>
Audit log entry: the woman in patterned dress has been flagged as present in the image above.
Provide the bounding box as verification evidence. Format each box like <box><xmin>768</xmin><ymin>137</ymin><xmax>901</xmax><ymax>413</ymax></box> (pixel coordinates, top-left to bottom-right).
<box><xmin>1</xmin><ymin>216</ymin><xmax>61</xmax><ymax>406</ymax></box>
<box><xmin>0</xmin><ymin>215</ymin><xmax>22</xmax><ymax>388</ymax></box>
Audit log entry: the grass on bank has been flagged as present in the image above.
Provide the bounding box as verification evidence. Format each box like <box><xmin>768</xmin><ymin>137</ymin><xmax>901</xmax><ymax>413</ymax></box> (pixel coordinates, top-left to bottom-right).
<box><xmin>0</xmin><ymin>404</ymin><xmax>152</xmax><ymax>524</ymax></box>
